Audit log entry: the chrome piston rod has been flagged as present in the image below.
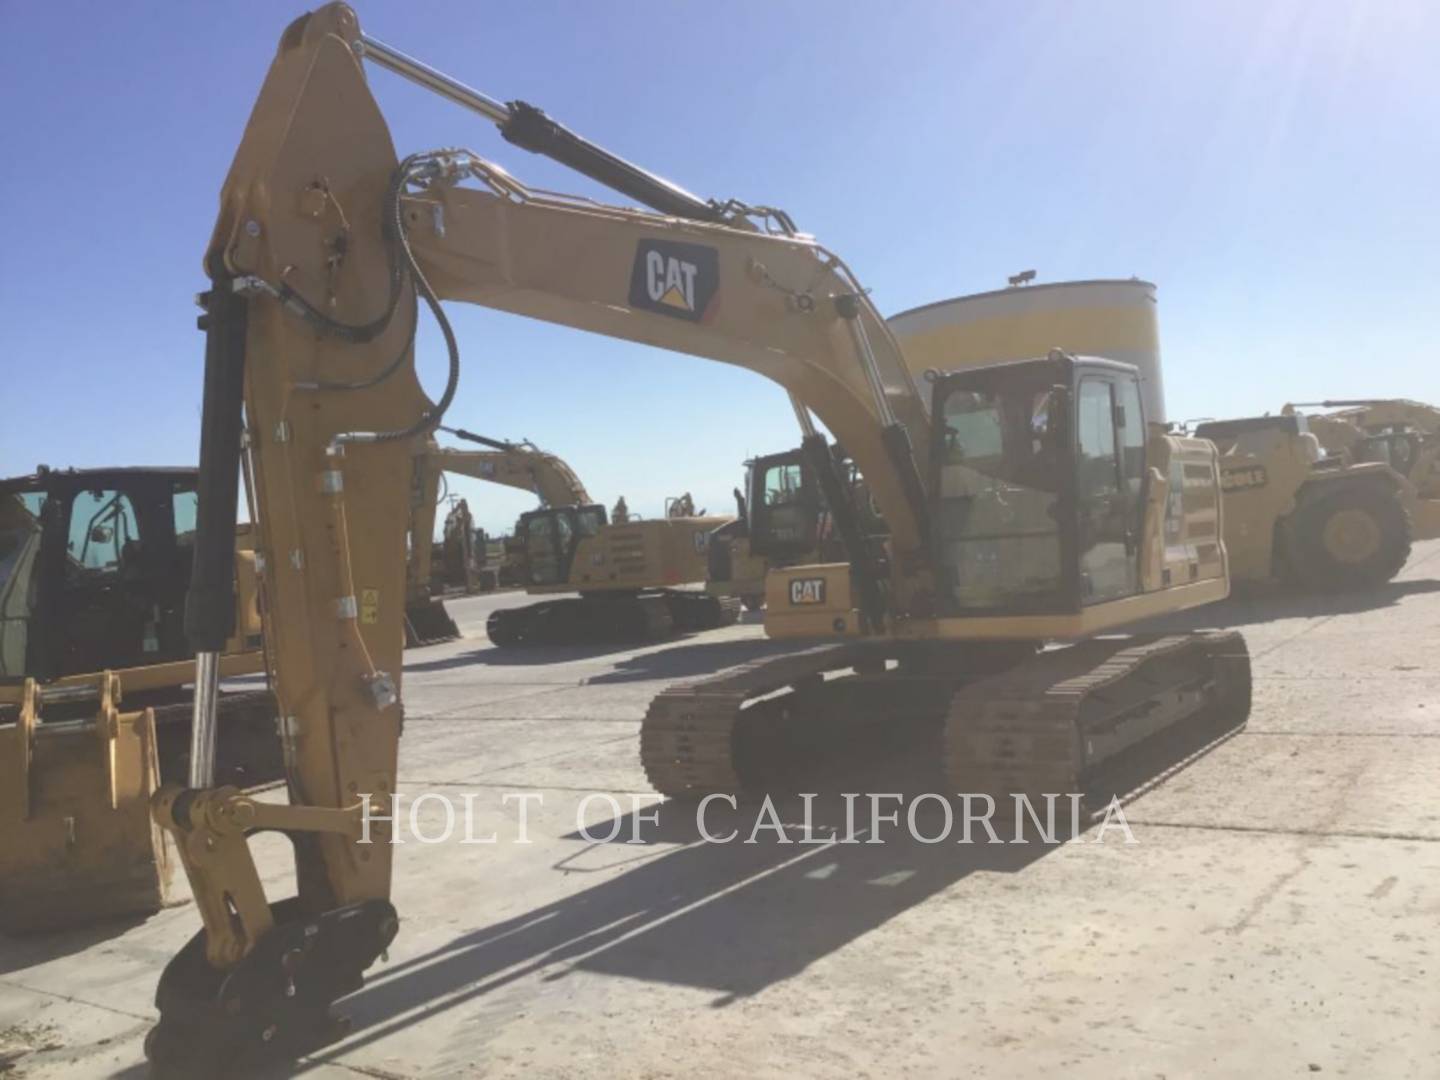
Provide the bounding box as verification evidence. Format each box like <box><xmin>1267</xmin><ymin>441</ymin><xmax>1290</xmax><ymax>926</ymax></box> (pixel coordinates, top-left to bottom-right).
<box><xmin>356</xmin><ymin>33</ymin><xmax>510</xmax><ymax>124</ymax></box>
<box><xmin>188</xmin><ymin>651</ymin><xmax>221</xmax><ymax>788</ymax></box>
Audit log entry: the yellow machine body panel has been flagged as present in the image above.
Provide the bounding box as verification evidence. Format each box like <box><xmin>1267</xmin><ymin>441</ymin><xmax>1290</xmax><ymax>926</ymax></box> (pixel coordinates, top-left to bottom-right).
<box><xmin>532</xmin><ymin>515</ymin><xmax>732</xmax><ymax>594</ymax></box>
<box><xmin>704</xmin><ymin>533</ymin><xmax>770</xmax><ymax>603</ymax></box>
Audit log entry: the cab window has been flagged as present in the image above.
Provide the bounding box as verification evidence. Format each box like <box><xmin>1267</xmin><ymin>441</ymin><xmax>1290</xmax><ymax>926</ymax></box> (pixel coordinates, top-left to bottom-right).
<box><xmin>1075</xmin><ymin>378</ymin><xmax>1140</xmax><ymax>602</ymax></box>
<box><xmin>67</xmin><ymin>489</ymin><xmax>140</xmax><ymax>580</ymax></box>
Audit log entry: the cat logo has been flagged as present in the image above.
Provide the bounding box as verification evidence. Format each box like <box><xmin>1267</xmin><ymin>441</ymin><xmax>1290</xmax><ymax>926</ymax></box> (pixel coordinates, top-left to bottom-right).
<box><xmin>629</xmin><ymin>239</ymin><xmax>719</xmax><ymax>323</ymax></box>
<box><xmin>789</xmin><ymin>577</ymin><xmax>827</xmax><ymax>606</ymax></box>
<box><xmin>1220</xmin><ymin>465</ymin><xmax>1269</xmax><ymax>492</ymax></box>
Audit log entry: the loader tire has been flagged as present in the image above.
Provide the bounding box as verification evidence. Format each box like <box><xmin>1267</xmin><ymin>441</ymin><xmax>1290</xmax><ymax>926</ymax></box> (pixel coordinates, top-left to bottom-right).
<box><xmin>1286</xmin><ymin>484</ymin><xmax>1412</xmax><ymax>591</ymax></box>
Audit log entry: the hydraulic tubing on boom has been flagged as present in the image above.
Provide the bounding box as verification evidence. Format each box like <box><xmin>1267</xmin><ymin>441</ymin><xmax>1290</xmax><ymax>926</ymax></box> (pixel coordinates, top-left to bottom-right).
<box><xmin>145</xmin><ymin>7</ymin><xmax>1251</xmax><ymax>1075</ymax></box>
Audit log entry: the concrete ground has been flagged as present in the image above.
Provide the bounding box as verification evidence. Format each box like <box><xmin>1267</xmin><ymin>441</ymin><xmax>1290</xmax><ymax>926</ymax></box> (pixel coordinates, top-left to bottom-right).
<box><xmin>3</xmin><ymin>544</ymin><xmax>1439</xmax><ymax>1078</ymax></box>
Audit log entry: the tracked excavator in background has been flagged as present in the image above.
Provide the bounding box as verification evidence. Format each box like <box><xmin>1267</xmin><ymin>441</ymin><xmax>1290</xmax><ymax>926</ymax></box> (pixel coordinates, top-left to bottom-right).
<box><xmin>705</xmin><ymin>443</ymin><xmax>886</xmax><ymax>609</ymax></box>
<box><xmin>0</xmin><ymin>466</ymin><xmax>279</xmax><ymax>932</ymax></box>
<box><xmin>405</xmin><ymin>427</ymin><xmax>737</xmax><ymax>647</ymax></box>
<box><xmin>142</xmin><ymin>7</ymin><xmax>1250</xmax><ymax>1072</ymax></box>
<box><xmin>404</xmin><ymin>426</ymin><xmax>591</xmax><ymax>644</ymax></box>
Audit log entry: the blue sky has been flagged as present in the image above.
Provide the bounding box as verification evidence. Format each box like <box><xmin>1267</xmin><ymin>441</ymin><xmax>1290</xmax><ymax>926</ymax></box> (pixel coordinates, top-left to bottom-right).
<box><xmin>3</xmin><ymin>1</ymin><xmax>1437</xmax><ymax>536</ymax></box>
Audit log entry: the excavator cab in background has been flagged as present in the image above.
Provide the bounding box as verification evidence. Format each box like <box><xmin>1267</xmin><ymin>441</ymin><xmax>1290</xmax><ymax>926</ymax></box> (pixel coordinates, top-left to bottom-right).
<box><xmin>706</xmin><ymin>444</ymin><xmax>884</xmax><ymax>610</ymax></box>
<box><xmin>0</xmin><ymin>467</ymin><xmax>275</xmax><ymax>780</ymax></box>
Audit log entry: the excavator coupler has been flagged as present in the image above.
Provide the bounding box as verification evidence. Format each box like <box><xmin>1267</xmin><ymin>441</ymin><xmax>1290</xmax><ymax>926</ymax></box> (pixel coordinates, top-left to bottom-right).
<box><xmin>0</xmin><ymin>674</ymin><xmax>172</xmax><ymax>933</ymax></box>
<box><xmin>144</xmin><ymin>896</ymin><xmax>399</xmax><ymax>1078</ymax></box>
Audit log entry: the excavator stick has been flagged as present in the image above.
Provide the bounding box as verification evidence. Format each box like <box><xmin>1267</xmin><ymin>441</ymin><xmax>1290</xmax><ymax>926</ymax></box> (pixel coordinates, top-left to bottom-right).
<box><xmin>0</xmin><ymin>674</ymin><xmax>172</xmax><ymax>933</ymax></box>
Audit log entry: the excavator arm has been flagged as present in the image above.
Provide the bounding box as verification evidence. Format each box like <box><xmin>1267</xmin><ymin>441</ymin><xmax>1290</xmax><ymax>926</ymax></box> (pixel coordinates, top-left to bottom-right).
<box><xmin>428</xmin><ymin>440</ymin><xmax>592</xmax><ymax>508</ymax></box>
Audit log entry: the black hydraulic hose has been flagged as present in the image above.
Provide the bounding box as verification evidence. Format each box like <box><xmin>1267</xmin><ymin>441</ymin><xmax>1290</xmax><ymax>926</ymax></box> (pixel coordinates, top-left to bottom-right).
<box><xmin>440</xmin><ymin>426</ymin><xmax>513</xmax><ymax>451</ymax></box>
<box><xmin>801</xmin><ymin>434</ymin><xmax>887</xmax><ymax>633</ymax></box>
<box><xmin>185</xmin><ymin>285</ymin><xmax>249</xmax><ymax>652</ymax></box>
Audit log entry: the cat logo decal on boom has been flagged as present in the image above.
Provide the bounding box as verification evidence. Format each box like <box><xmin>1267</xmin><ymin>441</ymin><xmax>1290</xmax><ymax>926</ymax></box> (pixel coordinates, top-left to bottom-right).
<box><xmin>629</xmin><ymin>239</ymin><xmax>719</xmax><ymax>322</ymax></box>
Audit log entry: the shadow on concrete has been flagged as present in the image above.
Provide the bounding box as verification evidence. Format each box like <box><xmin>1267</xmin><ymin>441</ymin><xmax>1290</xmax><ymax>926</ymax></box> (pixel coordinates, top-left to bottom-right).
<box><xmin>585</xmin><ymin>638</ymin><xmax>798</xmax><ymax>684</ymax></box>
<box><xmin>293</xmin><ymin>694</ymin><xmax>1240</xmax><ymax>1075</ymax></box>
<box><xmin>403</xmin><ymin>637</ymin><xmax>649</xmax><ymax>672</ymax></box>
<box><xmin>404</xmin><ymin>635</ymin><xmax>790</xmax><ymax>683</ymax></box>
<box><xmin>1134</xmin><ymin>577</ymin><xmax>1440</xmax><ymax>633</ymax></box>
<box><xmin>0</xmin><ymin>911</ymin><xmax>154</xmax><ymax>977</ymax></box>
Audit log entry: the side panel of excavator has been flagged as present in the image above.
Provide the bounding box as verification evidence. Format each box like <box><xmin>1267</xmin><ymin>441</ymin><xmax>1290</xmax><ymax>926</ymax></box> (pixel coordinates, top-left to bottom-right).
<box><xmin>555</xmin><ymin>516</ymin><xmax>731</xmax><ymax>594</ymax></box>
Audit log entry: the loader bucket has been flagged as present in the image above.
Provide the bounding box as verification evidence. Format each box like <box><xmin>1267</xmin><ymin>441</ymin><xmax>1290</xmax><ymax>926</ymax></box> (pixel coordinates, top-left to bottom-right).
<box><xmin>405</xmin><ymin>596</ymin><xmax>460</xmax><ymax>647</ymax></box>
<box><xmin>0</xmin><ymin>674</ymin><xmax>171</xmax><ymax>934</ymax></box>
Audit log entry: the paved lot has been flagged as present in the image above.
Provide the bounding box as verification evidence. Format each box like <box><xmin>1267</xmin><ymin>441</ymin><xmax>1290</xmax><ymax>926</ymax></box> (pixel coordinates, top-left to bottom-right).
<box><xmin>3</xmin><ymin>545</ymin><xmax>1439</xmax><ymax>1078</ymax></box>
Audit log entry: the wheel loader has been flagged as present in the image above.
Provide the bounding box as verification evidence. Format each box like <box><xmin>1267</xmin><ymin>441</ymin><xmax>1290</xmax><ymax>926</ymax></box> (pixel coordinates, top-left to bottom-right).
<box><xmin>139</xmin><ymin>8</ymin><xmax>1250</xmax><ymax>1073</ymax></box>
<box><xmin>1288</xmin><ymin>399</ymin><xmax>1440</xmax><ymax>538</ymax></box>
<box><xmin>1192</xmin><ymin>414</ymin><xmax>1418</xmax><ymax>590</ymax></box>
<box><xmin>0</xmin><ymin>466</ymin><xmax>279</xmax><ymax>932</ymax></box>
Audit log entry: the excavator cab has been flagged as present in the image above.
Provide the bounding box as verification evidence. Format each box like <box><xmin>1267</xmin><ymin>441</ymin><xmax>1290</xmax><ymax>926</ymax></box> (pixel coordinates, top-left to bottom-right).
<box><xmin>929</xmin><ymin>354</ymin><xmax>1149</xmax><ymax>616</ymax></box>
<box><xmin>747</xmin><ymin>450</ymin><xmax>822</xmax><ymax>560</ymax></box>
<box><xmin>1</xmin><ymin>468</ymin><xmax>203</xmax><ymax>681</ymax></box>
<box><xmin>516</xmin><ymin>504</ymin><xmax>609</xmax><ymax>586</ymax></box>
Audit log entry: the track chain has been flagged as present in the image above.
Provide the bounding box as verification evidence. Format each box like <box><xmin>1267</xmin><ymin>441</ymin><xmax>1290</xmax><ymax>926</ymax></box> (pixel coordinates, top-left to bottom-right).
<box><xmin>641</xmin><ymin>642</ymin><xmax>878</xmax><ymax>797</ymax></box>
<box><xmin>943</xmin><ymin>631</ymin><xmax>1250</xmax><ymax>808</ymax></box>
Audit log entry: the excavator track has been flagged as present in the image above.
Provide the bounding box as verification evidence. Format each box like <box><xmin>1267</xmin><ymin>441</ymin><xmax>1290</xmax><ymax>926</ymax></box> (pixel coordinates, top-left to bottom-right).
<box><xmin>667</xmin><ymin>592</ymin><xmax>743</xmax><ymax>633</ymax></box>
<box><xmin>944</xmin><ymin>631</ymin><xmax>1250</xmax><ymax>810</ymax></box>
<box><xmin>642</xmin><ymin>633</ymin><xmax>1250</xmax><ymax>803</ymax></box>
<box><xmin>642</xmin><ymin>642</ymin><xmax>885</xmax><ymax>796</ymax></box>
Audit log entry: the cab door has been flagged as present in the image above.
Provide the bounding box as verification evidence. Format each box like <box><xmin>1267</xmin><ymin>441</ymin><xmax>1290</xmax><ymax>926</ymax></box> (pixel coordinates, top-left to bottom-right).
<box><xmin>1074</xmin><ymin>372</ymin><xmax>1146</xmax><ymax>602</ymax></box>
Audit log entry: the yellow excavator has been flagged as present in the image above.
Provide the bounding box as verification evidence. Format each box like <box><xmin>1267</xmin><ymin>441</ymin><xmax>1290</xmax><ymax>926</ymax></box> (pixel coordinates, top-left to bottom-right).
<box><xmin>403</xmin><ymin>428</ymin><xmax>591</xmax><ymax>644</ymax></box>
<box><xmin>140</xmin><ymin>7</ymin><xmax>1250</xmax><ymax>1072</ymax></box>
<box><xmin>405</xmin><ymin>429</ymin><xmax>736</xmax><ymax>646</ymax></box>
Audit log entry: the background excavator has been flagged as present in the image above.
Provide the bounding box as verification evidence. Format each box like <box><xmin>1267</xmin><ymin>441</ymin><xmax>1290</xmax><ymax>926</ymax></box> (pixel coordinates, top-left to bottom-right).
<box><xmin>141</xmin><ymin>7</ymin><xmax>1250</xmax><ymax>1073</ymax></box>
<box><xmin>0</xmin><ymin>466</ymin><xmax>279</xmax><ymax>932</ymax></box>
<box><xmin>705</xmin><ymin>442</ymin><xmax>886</xmax><ymax>609</ymax></box>
<box><xmin>404</xmin><ymin>427</ymin><xmax>591</xmax><ymax>644</ymax></box>
<box><xmin>405</xmin><ymin>428</ymin><xmax>736</xmax><ymax>647</ymax></box>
